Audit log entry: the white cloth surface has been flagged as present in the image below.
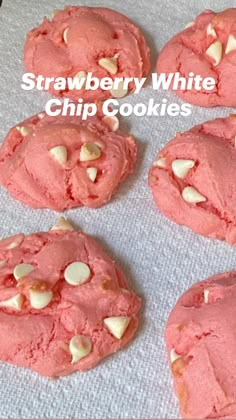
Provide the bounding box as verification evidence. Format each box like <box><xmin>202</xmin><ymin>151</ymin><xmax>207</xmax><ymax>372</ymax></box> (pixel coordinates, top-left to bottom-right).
<box><xmin>0</xmin><ymin>0</ymin><xmax>235</xmax><ymax>418</ymax></box>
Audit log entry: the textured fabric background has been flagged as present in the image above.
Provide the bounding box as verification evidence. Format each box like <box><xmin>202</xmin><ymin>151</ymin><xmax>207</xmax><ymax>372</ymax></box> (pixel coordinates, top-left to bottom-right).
<box><xmin>0</xmin><ymin>0</ymin><xmax>235</xmax><ymax>418</ymax></box>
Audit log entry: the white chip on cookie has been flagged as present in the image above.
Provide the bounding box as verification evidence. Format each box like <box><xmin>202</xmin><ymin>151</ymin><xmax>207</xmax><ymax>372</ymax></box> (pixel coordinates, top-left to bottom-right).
<box><xmin>51</xmin><ymin>217</ymin><xmax>74</xmax><ymax>231</ymax></box>
<box><xmin>182</xmin><ymin>186</ymin><xmax>206</xmax><ymax>204</ymax></box>
<box><xmin>103</xmin><ymin>316</ymin><xmax>131</xmax><ymax>339</ymax></box>
<box><xmin>29</xmin><ymin>289</ymin><xmax>53</xmax><ymax>309</ymax></box>
<box><xmin>172</xmin><ymin>159</ymin><xmax>195</xmax><ymax>179</ymax></box>
<box><xmin>13</xmin><ymin>263</ymin><xmax>34</xmax><ymax>281</ymax></box>
<box><xmin>6</xmin><ymin>235</ymin><xmax>24</xmax><ymax>250</ymax></box>
<box><xmin>80</xmin><ymin>143</ymin><xmax>101</xmax><ymax>162</ymax></box>
<box><xmin>206</xmin><ymin>23</ymin><xmax>217</xmax><ymax>38</ymax></box>
<box><xmin>204</xmin><ymin>289</ymin><xmax>210</xmax><ymax>304</ymax></box>
<box><xmin>225</xmin><ymin>34</ymin><xmax>236</xmax><ymax>54</ymax></box>
<box><xmin>153</xmin><ymin>158</ymin><xmax>167</xmax><ymax>168</ymax></box>
<box><xmin>63</xmin><ymin>28</ymin><xmax>69</xmax><ymax>44</ymax></box>
<box><xmin>49</xmin><ymin>146</ymin><xmax>67</xmax><ymax>165</ymax></box>
<box><xmin>0</xmin><ymin>294</ymin><xmax>24</xmax><ymax>311</ymax></box>
<box><xmin>16</xmin><ymin>126</ymin><xmax>32</xmax><ymax>137</ymax></box>
<box><xmin>206</xmin><ymin>41</ymin><xmax>222</xmax><ymax>66</ymax></box>
<box><xmin>64</xmin><ymin>262</ymin><xmax>90</xmax><ymax>286</ymax></box>
<box><xmin>170</xmin><ymin>348</ymin><xmax>181</xmax><ymax>363</ymax></box>
<box><xmin>102</xmin><ymin>115</ymin><xmax>119</xmax><ymax>132</ymax></box>
<box><xmin>86</xmin><ymin>167</ymin><xmax>97</xmax><ymax>182</ymax></box>
<box><xmin>69</xmin><ymin>335</ymin><xmax>92</xmax><ymax>363</ymax></box>
<box><xmin>98</xmin><ymin>56</ymin><xmax>118</xmax><ymax>75</ymax></box>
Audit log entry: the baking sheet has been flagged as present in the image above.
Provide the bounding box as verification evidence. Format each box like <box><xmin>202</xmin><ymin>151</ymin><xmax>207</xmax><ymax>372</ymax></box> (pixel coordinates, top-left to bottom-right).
<box><xmin>0</xmin><ymin>0</ymin><xmax>235</xmax><ymax>418</ymax></box>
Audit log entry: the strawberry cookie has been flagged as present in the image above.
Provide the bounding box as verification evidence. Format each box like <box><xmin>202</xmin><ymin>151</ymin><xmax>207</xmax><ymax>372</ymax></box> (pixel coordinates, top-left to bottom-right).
<box><xmin>0</xmin><ymin>218</ymin><xmax>141</xmax><ymax>377</ymax></box>
<box><xmin>157</xmin><ymin>8</ymin><xmax>236</xmax><ymax>107</ymax></box>
<box><xmin>24</xmin><ymin>6</ymin><xmax>150</xmax><ymax>100</ymax></box>
<box><xmin>166</xmin><ymin>271</ymin><xmax>236</xmax><ymax>418</ymax></box>
<box><xmin>0</xmin><ymin>109</ymin><xmax>136</xmax><ymax>210</ymax></box>
<box><xmin>149</xmin><ymin>115</ymin><xmax>236</xmax><ymax>245</ymax></box>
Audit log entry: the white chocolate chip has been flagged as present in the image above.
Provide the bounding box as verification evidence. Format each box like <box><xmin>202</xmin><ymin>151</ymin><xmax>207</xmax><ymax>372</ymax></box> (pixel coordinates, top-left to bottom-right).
<box><xmin>172</xmin><ymin>159</ymin><xmax>195</xmax><ymax>179</ymax></box>
<box><xmin>38</xmin><ymin>113</ymin><xmax>45</xmax><ymax>120</ymax></box>
<box><xmin>0</xmin><ymin>294</ymin><xmax>23</xmax><ymax>311</ymax></box>
<box><xmin>52</xmin><ymin>9</ymin><xmax>61</xmax><ymax>17</ymax></box>
<box><xmin>182</xmin><ymin>186</ymin><xmax>206</xmax><ymax>204</ymax></box>
<box><xmin>16</xmin><ymin>126</ymin><xmax>32</xmax><ymax>137</ymax></box>
<box><xmin>64</xmin><ymin>262</ymin><xmax>90</xmax><ymax>286</ymax></box>
<box><xmin>51</xmin><ymin>217</ymin><xmax>74</xmax><ymax>231</ymax></box>
<box><xmin>63</xmin><ymin>28</ymin><xmax>69</xmax><ymax>44</ymax></box>
<box><xmin>103</xmin><ymin>316</ymin><xmax>131</xmax><ymax>339</ymax></box>
<box><xmin>21</xmin><ymin>126</ymin><xmax>32</xmax><ymax>137</ymax></box>
<box><xmin>98</xmin><ymin>56</ymin><xmax>118</xmax><ymax>75</ymax></box>
<box><xmin>204</xmin><ymin>289</ymin><xmax>210</xmax><ymax>304</ymax></box>
<box><xmin>102</xmin><ymin>115</ymin><xmax>119</xmax><ymax>132</ymax></box>
<box><xmin>29</xmin><ymin>289</ymin><xmax>53</xmax><ymax>309</ymax></box>
<box><xmin>0</xmin><ymin>260</ymin><xmax>6</xmax><ymax>268</ymax></box>
<box><xmin>185</xmin><ymin>21</ymin><xmax>194</xmax><ymax>28</ymax></box>
<box><xmin>49</xmin><ymin>146</ymin><xmax>67</xmax><ymax>165</ymax></box>
<box><xmin>110</xmin><ymin>81</ymin><xmax>128</xmax><ymax>98</ymax></box>
<box><xmin>225</xmin><ymin>34</ymin><xmax>236</xmax><ymax>54</ymax></box>
<box><xmin>80</xmin><ymin>143</ymin><xmax>101</xmax><ymax>162</ymax></box>
<box><xmin>73</xmin><ymin>71</ymin><xmax>87</xmax><ymax>88</ymax></box>
<box><xmin>206</xmin><ymin>23</ymin><xmax>217</xmax><ymax>38</ymax></box>
<box><xmin>153</xmin><ymin>158</ymin><xmax>167</xmax><ymax>168</ymax></box>
<box><xmin>13</xmin><ymin>263</ymin><xmax>34</xmax><ymax>281</ymax></box>
<box><xmin>206</xmin><ymin>41</ymin><xmax>222</xmax><ymax>66</ymax></box>
<box><xmin>86</xmin><ymin>167</ymin><xmax>97</xmax><ymax>182</ymax></box>
<box><xmin>170</xmin><ymin>348</ymin><xmax>181</xmax><ymax>363</ymax></box>
<box><xmin>6</xmin><ymin>235</ymin><xmax>24</xmax><ymax>250</ymax></box>
<box><xmin>69</xmin><ymin>335</ymin><xmax>92</xmax><ymax>364</ymax></box>
<box><xmin>234</xmin><ymin>135</ymin><xmax>236</xmax><ymax>147</ymax></box>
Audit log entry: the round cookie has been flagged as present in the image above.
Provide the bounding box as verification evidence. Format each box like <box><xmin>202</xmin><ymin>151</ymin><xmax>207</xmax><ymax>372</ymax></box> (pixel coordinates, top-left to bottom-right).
<box><xmin>149</xmin><ymin>115</ymin><xmax>236</xmax><ymax>245</ymax></box>
<box><xmin>24</xmin><ymin>6</ymin><xmax>150</xmax><ymax>101</ymax></box>
<box><xmin>0</xmin><ymin>218</ymin><xmax>141</xmax><ymax>378</ymax></box>
<box><xmin>165</xmin><ymin>271</ymin><xmax>236</xmax><ymax>419</ymax></box>
<box><xmin>0</xmin><ymin>109</ymin><xmax>136</xmax><ymax>211</ymax></box>
<box><xmin>157</xmin><ymin>8</ymin><xmax>236</xmax><ymax>107</ymax></box>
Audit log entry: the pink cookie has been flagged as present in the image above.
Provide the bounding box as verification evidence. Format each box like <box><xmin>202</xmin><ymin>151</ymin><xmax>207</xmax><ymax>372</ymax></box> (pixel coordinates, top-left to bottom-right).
<box><xmin>0</xmin><ymin>109</ymin><xmax>136</xmax><ymax>211</ymax></box>
<box><xmin>0</xmin><ymin>218</ymin><xmax>141</xmax><ymax>378</ymax></box>
<box><xmin>149</xmin><ymin>115</ymin><xmax>236</xmax><ymax>245</ymax></box>
<box><xmin>157</xmin><ymin>8</ymin><xmax>236</xmax><ymax>107</ymax></box>
<box><xmin>24</xmin><ymin>6</ymin><xmax>150</xmax><ymax>101</ymax></box>
<box><xmin>165</xmin><ymin>271</ymin><xmax>236</xmax><ymax>419</ymax></box>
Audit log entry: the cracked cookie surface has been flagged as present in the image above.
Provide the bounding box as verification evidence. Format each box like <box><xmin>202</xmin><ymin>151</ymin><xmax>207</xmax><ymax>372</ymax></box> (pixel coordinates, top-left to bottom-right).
<box><xmin>24</xmin><ymin>6</ymin><xmax>150</xmax><ymax>101</ymax></box>
<box><xmin>0</xmin><ymin>219</ymin><xmax>141</xmax><ymax>378</ymax></box>
<box><xmin>0</xmin><ymin>110</ymin><xmax>136</xmax><ymax>210</ymax></box>
<box><xmin>149</xmin><ymin>115</ymin><xmax>236</xmax><ymax>245</ymax></box>
<box><xmin>157</xmin><ymin>8</ymin><xmax>236</xmax><ymax>107</ymax></box>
